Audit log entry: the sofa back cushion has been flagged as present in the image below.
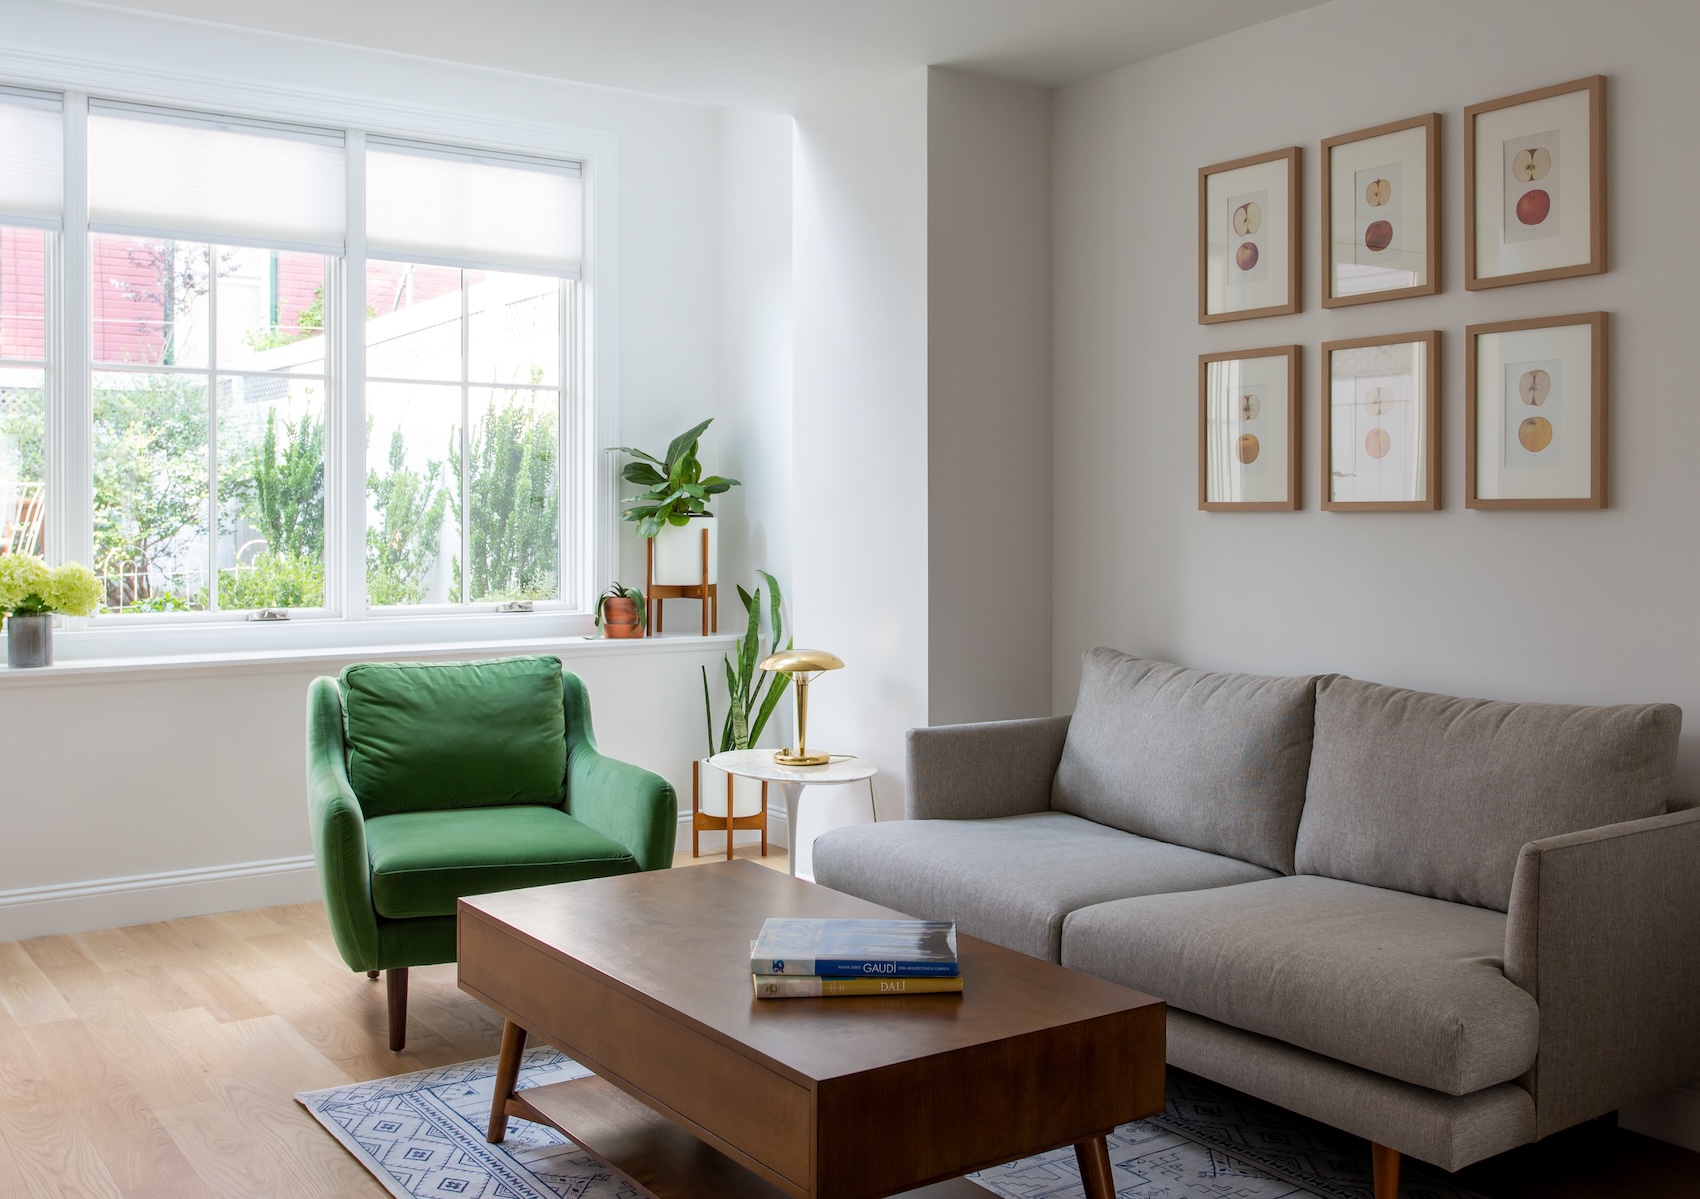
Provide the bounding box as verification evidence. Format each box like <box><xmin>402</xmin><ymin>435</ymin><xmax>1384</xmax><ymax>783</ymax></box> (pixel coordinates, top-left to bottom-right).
<box><xmin>1296</xmin><ymin>676</ymin><xmax>1681</xmax><ymax>910</ymax></box>
<box><xmin>342</xmin><ymin>655</ymin><xmax>567</xmax><ymax>818</ymax></box>
<box><xmin>1051</xmin><ymin>649</ymin><xmax>1319</xmax><ymax>873</ymax></box>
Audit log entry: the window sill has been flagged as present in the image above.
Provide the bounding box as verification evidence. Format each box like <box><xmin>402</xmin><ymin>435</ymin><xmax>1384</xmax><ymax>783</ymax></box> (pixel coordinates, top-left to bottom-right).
<box><xmin>0</xmin><ymin>629</ymin><xmax>738</xmax><ymax>685</ymax></box>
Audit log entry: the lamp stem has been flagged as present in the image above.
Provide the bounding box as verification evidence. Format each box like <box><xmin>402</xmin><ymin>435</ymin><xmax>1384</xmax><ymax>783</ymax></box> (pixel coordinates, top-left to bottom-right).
<box><xmin>794</xmin><ymin>676</ymin><xmax>810</xmax><ymax>760</ymax></box>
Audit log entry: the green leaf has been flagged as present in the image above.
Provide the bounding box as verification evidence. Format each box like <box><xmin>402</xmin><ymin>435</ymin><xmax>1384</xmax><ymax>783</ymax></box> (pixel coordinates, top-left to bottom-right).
<box><xmin>680</xmin><ymin>483</ymin><xmax>707</xmax><ymax>500</ymax></box>
<box><xmin>637</xmin><ymin>514</ymin><xmax>664</xmax><ymax>538</ymax></box>
<box><xmin>663</xmin><ymin>419</ymin><xmax>713</xmax><ymax>471</ymax></box>
<box><xmin>737</xmin><ymin>584</ymin><xmax>756</xmax><ymax>614</ymax></box>
<box><xmin>607</xmin><ymin>446</ymin><xmax>664</xmax><ymax>466</ymax></box>
<box><xmin>749</xmin><ymin>652</ymin><xmax>792</xmax><ymax>747</ymax></box>
<box><xmin>761</xmin><ymin>569</ymin><xmax>783</xmax><ymax>652</ymax></box>
<box><xmin>621</xmin><ymin>462</ymin><xmax>667</xmax><ymax>487</ymax></box>
<box><xmin>700</xmin><ymin>665</ymin><xmax>715</xmax><ymax>758</ymax></box>
<box><xmin>737</xmin><ymin>592</ymin><xmax>760</xmax><ymax>702</ymax></box>
<box><xmin>724</xmin><ymin>656</ymin><xmax>750</xmax><ymax>750</ymax></box>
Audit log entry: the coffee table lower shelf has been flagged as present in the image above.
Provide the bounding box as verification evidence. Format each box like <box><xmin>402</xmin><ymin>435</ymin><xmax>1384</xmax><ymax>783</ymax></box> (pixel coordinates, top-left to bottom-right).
<box><xmin>496</xmin><ymin>1072</ymin><xmax>990</xmax><ymax>1199</ymax></box>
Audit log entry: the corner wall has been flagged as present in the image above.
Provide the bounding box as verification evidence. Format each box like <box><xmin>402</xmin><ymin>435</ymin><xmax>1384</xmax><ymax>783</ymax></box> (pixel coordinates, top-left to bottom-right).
<box><xmin>1050</xmin><ymin>0</ymin><xmax>1700</xmax><ymax>1150</ymax></box>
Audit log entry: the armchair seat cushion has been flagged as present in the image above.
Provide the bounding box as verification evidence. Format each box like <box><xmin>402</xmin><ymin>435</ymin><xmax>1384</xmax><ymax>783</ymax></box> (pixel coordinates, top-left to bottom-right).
<box><xmin>1061</xmin><ymin>875</ymin><xmax>1539</xmax><ymax>1096</ymax></box>
<box><xmin>812</xmin><ymin>811</ymin><xmax>1279</xmax><ymax>962</ymax></box>
<box><xmin>365</xmin><ymin>806</ymin><xmax>639</xmax><ymax>918</ymax></box>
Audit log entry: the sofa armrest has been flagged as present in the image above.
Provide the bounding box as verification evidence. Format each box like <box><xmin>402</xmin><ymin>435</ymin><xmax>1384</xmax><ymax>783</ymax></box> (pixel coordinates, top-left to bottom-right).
<box><xmin>906</xmin><ymin>714</ymin><xmax>1071</xmax><ymax>821</ymax></box>
<box><xmin>1505</xmin><ymin>806</ymin><xmax>1700</xmax><ymax>1137</ymax></box>
<box><xmin>306</xmin><ymin>677</ymin><xmax>381</xmax><ymax>973</ymax></box>
<box><xmin>562</xmin><ymin>671</ymin><xmax>676</xmax><ymax>872</ymax></box>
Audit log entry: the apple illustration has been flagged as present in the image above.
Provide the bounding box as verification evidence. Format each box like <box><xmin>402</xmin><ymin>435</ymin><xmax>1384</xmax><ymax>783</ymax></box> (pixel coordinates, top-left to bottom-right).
<box><xmin>1364</xmin><ymin>428</ymin><xmax>1391</xmax><ymax>459</ymax></box>
<box><xmin>1364</xmin><ymin>220</ymin><xmax>1394</xmax><ymax>251</ymax></box>
<box><xmin>1236</xmin><ymin>433</ymin><xmax>1260</xmax><ymax>465</ymax></box>
<box><xmin>1239</xmin><ymin>393</ymin><xmax>1261</xmax><ymax>421</ymax></box>
<box><xmin>1364</xmin><ymin>178</ymin><xmax>1391</xmax><ymax>207</ymax></box>
<box><xmin>1512</xmin><ymin>146</ymin><xmax>1551</xmax><ymax>183</ymax></box>
<box><xmin>1518</xmin><ymin>416</ymin><xmax>1554</xmax><ymax>453</ymax></box>
<box><xmin>1516</xmin><ymin>189</ymin><xmax>1551</xmax><ymax>226</ymax></box>
<box><xmin>1518</xmin><ymin>369</ymin><xmax>1551</xmax><ymax>406</ymax></box>
<box><xmin>1233</xmin><ymin>202</ymin><xmax>1262</xmax><ymax>236</ymax></box>
<box><xmin>1363</xmin><ymin>386</ymin><xmax>1392</xmax><ymax>416</ymax></box>
<box><xmin>1236</xmin><ymin>243</ymin><xmax>1259</xmax><ymax>271</ymax></box>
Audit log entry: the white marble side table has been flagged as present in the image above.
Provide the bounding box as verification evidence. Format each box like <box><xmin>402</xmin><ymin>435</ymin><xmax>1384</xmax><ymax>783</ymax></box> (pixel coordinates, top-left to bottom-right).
<box><xmin>705</xmin><ymin>749</ymin><xmax>878</xmax><ymax>877</ymax></box>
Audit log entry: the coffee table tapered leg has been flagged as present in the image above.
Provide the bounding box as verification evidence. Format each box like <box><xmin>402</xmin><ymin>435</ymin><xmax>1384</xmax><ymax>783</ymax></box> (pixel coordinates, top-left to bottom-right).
<box><xmin>1074</xmin><ymin>1135</ymin><xmax>1115</xmax><ymax>1199</ymax></box>
<box><xmin>487</xmin><ymin>1020</ymin><xmax>529</xmax><ymax>1143</ymax></box>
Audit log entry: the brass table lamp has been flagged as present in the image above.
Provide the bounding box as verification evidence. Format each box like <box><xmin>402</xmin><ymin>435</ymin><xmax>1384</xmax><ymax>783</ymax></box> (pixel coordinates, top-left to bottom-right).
<box><xmin>758</xmin><ymin>648</ymin><xmax>845</xmax><ymax>765</ymax></box>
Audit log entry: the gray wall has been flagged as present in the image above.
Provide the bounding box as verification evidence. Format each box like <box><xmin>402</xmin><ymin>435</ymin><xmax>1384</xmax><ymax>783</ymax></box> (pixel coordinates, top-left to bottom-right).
<box><xmin>928</xmin><ymin>67</ymin><xmax>1054</xmax><ymax>726</ymax></box>
<box><xmin>1051</xmin><ymin>0</ymin><xmax>1700</xmax><ymax>793</ymax></box>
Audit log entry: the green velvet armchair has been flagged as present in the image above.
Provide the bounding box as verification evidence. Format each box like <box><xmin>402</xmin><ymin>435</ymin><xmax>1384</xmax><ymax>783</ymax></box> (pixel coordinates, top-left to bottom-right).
<box><xmin>306</xmin><ymin>654</ymin><xmax>675</xmax><ymax>1050</ymax></box>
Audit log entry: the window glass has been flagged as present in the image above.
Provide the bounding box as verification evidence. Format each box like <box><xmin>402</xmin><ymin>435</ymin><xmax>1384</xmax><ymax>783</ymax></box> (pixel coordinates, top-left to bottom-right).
<box><xmin>0</xmin><ymin>227</ymin><xmax>47</xmax><ymax>560</ymax></box>
<box><xmin>92</xmin><ymin>237</ymin><xmax>329</xmax><ymax>612</ymax></box>
<box><xmin>365</xmin><ymin>261</ymin><xmax>562</xmax><ymax>607</ymax></box>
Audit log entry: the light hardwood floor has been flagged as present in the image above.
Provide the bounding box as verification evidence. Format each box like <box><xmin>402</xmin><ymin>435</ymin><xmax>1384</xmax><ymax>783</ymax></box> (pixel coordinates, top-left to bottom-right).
<box><xmin>0</xmin><ymin>846</ymin><xmax>785</xmax><ymax>1199</ymax></box>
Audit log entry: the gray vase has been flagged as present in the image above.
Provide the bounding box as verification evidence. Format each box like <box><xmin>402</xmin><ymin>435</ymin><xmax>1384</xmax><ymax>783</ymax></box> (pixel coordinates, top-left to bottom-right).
<box><xmin>7</xmin><ymin>612</ymin><xmax>52</xmax><ymax>668</ymax></box>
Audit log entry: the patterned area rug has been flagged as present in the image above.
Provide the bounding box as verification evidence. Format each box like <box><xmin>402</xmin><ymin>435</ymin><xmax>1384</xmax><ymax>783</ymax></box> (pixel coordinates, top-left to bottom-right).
<box><xmin>296</xmin><ymin>1048</ymin><xmax>1486</xmax><ymax>1199</ymax></box>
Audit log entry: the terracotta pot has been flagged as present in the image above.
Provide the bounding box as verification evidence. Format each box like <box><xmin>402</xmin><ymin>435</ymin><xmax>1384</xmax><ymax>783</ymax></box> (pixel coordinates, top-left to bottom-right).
<box><xmin>601</xmin><ymin>596</ymin><xmax>643</xmax><ymax>638</ymax></box>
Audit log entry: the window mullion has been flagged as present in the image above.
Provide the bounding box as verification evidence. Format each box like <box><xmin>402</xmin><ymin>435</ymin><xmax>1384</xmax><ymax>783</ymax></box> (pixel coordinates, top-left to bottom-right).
<box><xmin>459</xmin><ymin>269</ymin><xmax>470</xmax><ymax>606</ymax></box>
<box><xmin>206</xmin><ymin>255</ymin><xmax>219</xmax><ymax>612</ymax></box>
<box><xmin>55</xmin><ymin>92</ymin><xmax>92</xmax><ymax>569</ymax></box>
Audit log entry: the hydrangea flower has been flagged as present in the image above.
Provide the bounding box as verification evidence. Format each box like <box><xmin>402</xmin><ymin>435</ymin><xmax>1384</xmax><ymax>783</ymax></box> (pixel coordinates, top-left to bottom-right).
<box><xmin>46</xmin><ymin>563</ymin><xmax>102</xmax><ymax>617</ymax></box>
<box><xmin>0</xmin><ymin>553</ymin><xmax>51</xmax><ymax>614</ymax></box>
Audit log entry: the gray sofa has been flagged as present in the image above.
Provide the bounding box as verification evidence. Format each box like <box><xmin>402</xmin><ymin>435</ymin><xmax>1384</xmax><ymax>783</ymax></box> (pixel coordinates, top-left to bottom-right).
<box><xmin>812</xmin><ymin>648</ymin><xmax>1700</xmax><ymax>1194</ymax></box>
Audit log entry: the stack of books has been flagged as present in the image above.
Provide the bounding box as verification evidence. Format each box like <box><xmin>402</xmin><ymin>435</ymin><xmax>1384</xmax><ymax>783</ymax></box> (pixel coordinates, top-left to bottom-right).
<box><xmin>751</xmin><ymin>917</ymin><xmax>961</xmax><ymax>999</ymax></box>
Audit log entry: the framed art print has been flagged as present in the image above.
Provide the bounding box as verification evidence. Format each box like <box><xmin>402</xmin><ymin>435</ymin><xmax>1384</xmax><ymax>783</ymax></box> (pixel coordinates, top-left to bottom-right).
<box><xmin>1321</xmin><ymin>331</ymin><xmax>1440</xmax><ymax>511</ymax></box>
<box><xmin>1465</xmin><ymin>75</ymin><xmax>1606</xmax><ymax>289</ymax></box>
<box><xmin>1466</xmin><ymin>313</ymin><xmax>1607</xmax><ymax>508</ymax></box>
<box><xmin>1199</xmin><ymin>345</ymin><xmax>1300</xmax><ymax>511</ymax></box>
<box><xmin>1198</xmin><ymin>147</ymin><xmax>1300</xmax><ymax>324</ymax></box>
<box><xmin>1321</xmin><ymin>114</ymin><xmax>1440</xmax><ymax>307</ymax></box>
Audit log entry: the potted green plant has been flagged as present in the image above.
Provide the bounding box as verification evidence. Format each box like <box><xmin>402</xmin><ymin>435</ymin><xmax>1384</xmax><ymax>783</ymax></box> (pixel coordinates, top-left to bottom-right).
<box><xmin>0</xmin><ymin>554</ymin><xmax>102</xmax><ymax>668</ymax></box>
<box><xmin>594</xmin><ymin>582</ymin><xmax>646</xmax><ymax>639</ymax></box>
<box><xmin>609</xmin><ymin>418</ymin><xmax>740</xmax><ymax>587</ymax></box>
<box><xmin>698</xmin><ymin>570</ymin><xmax>792</xmax><ymax>823</ymax></box>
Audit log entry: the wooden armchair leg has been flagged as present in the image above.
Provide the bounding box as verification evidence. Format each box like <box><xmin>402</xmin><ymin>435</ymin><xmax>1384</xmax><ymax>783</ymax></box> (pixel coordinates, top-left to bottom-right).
<box><xmin>1372</xmin><ymin>1143</ymin><xmax>1400</xmax><ymax>1199</ymax></box>
<box><xmin>387</xmin><ymin>968</ymin><xmax>409</xmax><ymax>1052</ymax></box>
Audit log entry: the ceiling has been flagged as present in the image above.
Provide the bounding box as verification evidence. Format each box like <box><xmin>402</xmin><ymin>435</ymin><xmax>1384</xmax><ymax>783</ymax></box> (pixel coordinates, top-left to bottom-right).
<box><xmin>86</xmin><ymin>0</ymin><xmax>1329</xmax><ymax>113</ymax></box>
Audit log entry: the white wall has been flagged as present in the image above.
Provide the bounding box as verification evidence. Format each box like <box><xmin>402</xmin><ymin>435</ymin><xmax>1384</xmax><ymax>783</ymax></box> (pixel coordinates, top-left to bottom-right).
<box><xmin>927</xmin><ymin>66</ymin><xmax>1052</xmax><ymax>725</ymax></box>
<box><xmin>790</xmin><ymin>70</ymin><xmax>931</xmax><ymax>874</ymax></box>
<box><xmin>1050</xmin><ymin>0</ymin><xmax>1700</xmax><ymax>1149</ymax></box>
<box><xmin>0</xmin><ymin>1</ymin><xmax>790</xmax><ymax>932</ymax></box>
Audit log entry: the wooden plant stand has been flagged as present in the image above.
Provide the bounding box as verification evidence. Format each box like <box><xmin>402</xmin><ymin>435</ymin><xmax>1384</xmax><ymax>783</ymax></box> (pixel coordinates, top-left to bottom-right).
<box><xmin>645</xmin><ymin>527</ymin><xmax>717</xmax><ymax>636</ymax></box>
<box><xmin>691</xmin><ymin>760</ymin><xmax>767</xmax><ymax>860</ymax></box>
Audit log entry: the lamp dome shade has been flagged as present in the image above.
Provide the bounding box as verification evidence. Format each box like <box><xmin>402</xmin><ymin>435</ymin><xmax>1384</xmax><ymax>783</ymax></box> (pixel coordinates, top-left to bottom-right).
<box><xmin>759</xmin><ymin>649</ymin><xmax>844</xmax><ymax>673</ymax></box>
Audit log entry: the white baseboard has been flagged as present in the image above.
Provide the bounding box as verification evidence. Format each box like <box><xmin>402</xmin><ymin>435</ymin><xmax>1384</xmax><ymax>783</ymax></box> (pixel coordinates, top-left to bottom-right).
<box><xmin>0</xmin><ymin>855</ymin><xmax>322</xmax><ymax>942</ymax></box>
<box><xmin>1621</xmin><ymin>1082</ymin><xmax>1700</xmax><ymax>1153</ymax></box>
<box><xmin>675</xmin><ymin>804</ymin><xmax>790</xmax><ymax>854</ymax></box>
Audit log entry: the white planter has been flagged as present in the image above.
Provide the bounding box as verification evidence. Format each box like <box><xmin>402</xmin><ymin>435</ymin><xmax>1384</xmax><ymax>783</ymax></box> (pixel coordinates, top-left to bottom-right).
<box><xmin>697</xmin><ymin>760</ymin><xmax>765</xmax><ymax>818</ymax></box>
<box><xmin>651</xmin><ymin>516</ymin><xmax>718</xmax><ymax>586</ymax></box>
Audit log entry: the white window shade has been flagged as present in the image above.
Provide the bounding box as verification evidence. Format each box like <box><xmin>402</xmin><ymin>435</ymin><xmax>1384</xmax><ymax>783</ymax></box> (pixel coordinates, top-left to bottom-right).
<box><xmin>0</xmin><ymin>88</ymin><xmax>63</xmax><ymax>229</ymax></box>
<box><xmin>88</xmin><ymin>101</ymin><xmax>345</xmax><ymax>254</ymax></box>
<box><xmin>367</xmin><ymin>139</ymin><xmax>582</xmax><ymax>277</ymax></box>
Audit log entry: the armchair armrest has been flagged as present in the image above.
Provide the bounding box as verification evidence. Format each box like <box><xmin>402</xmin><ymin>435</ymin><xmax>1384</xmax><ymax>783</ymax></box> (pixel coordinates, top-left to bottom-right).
<box><xmin>906</xmin><ymin>714</ymin><xmax>1071</xmax><ymax>821</ymax></box>
<box><xmin>306</xmin><ymin>677</ymin><xmax>380</xmax><ymax>973</ymax></box>
<box><xmin>562</xmin><ymin>671</ymin><xmax>676</xmax><ymax>872</ymax></box>
<box><xmin>1505</xmin><ymin>806</ymin><xmax>1700</xmax><ymax>1138</ymax></box>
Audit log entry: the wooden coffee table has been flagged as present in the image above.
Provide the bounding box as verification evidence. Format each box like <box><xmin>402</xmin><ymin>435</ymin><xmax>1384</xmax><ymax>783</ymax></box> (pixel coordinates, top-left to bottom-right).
<box><xmin>458</xmin><ymin>860</ymin><xmax>1164</xmax><ymax>1199</ymax></box>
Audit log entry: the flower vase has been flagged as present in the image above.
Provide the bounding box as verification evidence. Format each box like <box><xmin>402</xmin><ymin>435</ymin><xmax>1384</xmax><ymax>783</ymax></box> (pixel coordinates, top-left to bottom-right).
<box><xmin>7</xmin><ymin>612</ymin><xmax>52</xmax><ymax>668</ymax></box>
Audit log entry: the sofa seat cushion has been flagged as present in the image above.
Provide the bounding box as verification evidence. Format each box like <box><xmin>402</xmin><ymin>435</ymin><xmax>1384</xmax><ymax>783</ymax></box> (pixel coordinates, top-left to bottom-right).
<box><xmin>811</xmin><ymin>811</ymin><xmax>1279</xmax><ymax>962</ymax></box>
<box><xmin>1051</xmin><ymin>649</ymin><xmax>1319</xmax><ymax>873</ymax></box>
<box><xmin>1297</xmin><ymin>676</ymin><xmax>1681</xmax><ymax>910</ymax></box>
<box><xmin>365</xmin><ymin>806</ymin><xmax>638</xmax><ymax>919</ymax></box>
<box><xmin>1061</xmin><ymin>875</ymin><xmax>1538</xmax><ymax>1096</ymax></box>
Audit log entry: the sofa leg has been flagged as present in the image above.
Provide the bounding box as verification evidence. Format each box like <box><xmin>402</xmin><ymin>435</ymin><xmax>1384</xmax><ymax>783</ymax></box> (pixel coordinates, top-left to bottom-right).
<box><xmin>1372</xmin><ymin>1143</ymin><xmax>1400</xmax><ymax>1198</ymax></box>
<box><xmin>367</xmin><ymin>970</ymin><xmax>379</xmax><ymax>980</ymax></box>
<box><xmin>387</xmin><ymin>968</ymin><xmax>409</xmax><ymax>1052</ymax></box>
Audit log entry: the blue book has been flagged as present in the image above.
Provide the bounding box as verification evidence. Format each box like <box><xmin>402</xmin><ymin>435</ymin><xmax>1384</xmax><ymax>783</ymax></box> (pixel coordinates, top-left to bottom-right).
<box><xmin>751</xmin><ymin>918</ymin><xmax>959</xmax><ymax>978</ymax></box>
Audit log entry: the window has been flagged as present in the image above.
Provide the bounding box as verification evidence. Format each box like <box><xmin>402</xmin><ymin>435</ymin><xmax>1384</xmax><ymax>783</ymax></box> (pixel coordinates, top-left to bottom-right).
<box><xmin>5</xmin><ymin>89</ymin><xmax>589</xmax><ymax>643</ymax></box>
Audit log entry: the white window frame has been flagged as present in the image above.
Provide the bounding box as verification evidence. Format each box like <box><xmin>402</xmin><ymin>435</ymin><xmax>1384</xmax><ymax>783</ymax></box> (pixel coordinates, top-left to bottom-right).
<box><xmin>0</xmin><ymin>53</ymin><xmax>620</xmax><ymax>662</ymax></box>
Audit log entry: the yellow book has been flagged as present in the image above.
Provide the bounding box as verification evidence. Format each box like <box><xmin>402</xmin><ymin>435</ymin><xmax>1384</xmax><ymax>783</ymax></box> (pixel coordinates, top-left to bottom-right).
<box><xmin>753</xmin><ymin>973</ymin><xmax>964</xmax><ymax>999</ymax></box>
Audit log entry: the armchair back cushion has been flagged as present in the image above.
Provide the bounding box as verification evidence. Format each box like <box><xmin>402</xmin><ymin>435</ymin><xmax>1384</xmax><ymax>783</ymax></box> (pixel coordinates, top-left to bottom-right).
<box><xmin>1051</xmin><ymin>649</ymin><xmax>1319</xmax><ymax>873</ymax></box>
<box><xmin>1297</xmin><ymin>676</ymin><xmax>1681</xmax><ymax>910</ymax></box>
<box><xmin>341</xmin><ymin>655</ymin><xmax>567</xmax><ymax>818</ymax></box>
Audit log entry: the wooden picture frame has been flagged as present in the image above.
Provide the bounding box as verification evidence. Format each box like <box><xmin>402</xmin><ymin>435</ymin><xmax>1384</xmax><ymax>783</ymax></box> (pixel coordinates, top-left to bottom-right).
<box><xmin>1198</xmin><ymin>147</ymin><xmax>1301</xmax><ymax>324</ymax></box>
<box><xmin>1321</xmin><ymin>114</ymin><xmax>1440</xmax><ymax>307</ymax></box>
<box><xmin>1198</xmin><ymin>345</ymin><xmax>1301</xmax><ymax>511</ymax></box>
<box><xmin>1465</xmin><ymin>312</ymin><xmax>1607</xmax><ymax>509</ymax></box>
<box><xmin>1465</xmin><ymin>75</ymin><xmax>1606</xmax><ymax>289</ymax></box>
<box><xmin>1321</xmin><ymin>331</ymin><xmax>1441</xmax><ymax>512</ymax></box>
